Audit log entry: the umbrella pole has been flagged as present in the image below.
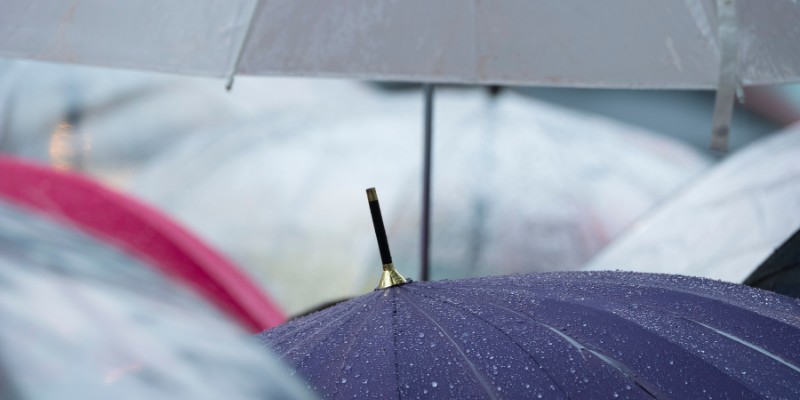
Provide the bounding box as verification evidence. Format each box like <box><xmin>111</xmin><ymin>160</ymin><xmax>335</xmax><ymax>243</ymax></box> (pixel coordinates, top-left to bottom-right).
<box><xmin>421</xmin><ymin>84</ymin><xmax>435</xmax><ymax>281</ymax></box>
<box><xmin>367</xmin><ymin>188</ymin><xmax>408</xmax><ymax>289</ymax></box>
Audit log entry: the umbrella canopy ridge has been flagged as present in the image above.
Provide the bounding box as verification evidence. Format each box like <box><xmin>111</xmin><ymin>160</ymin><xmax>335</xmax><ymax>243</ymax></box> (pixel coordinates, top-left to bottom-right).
<box><xmin>584</xmin><ymin>123</ymin><xmax>800</xmax><ymax>283</ymax></box>
<box><xmin>2</xmin><ymin>1</ymin><xmax>800</xmax><ymax>88</ymax></box>
<box><xmin>258</xmin><ymin>271</ymin><xmax>800</xmax><ymax>399</ymax></box>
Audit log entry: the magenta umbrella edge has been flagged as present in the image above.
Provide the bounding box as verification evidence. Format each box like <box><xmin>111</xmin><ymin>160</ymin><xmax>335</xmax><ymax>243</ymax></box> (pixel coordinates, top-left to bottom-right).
<box><xmin>0</xmin><ymin>155</ymin><xmax>285</xmax><ymax>331</ymax></box>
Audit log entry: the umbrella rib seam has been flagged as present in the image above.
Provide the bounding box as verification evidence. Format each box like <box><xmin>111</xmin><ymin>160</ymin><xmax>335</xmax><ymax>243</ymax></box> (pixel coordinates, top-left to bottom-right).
<box><xmin>432</xmin><ymin>294</ymin><xmax>661</xmax><ymax>400</ymax></box>
<box><xmin>397</xmin><ymin>289</ymin><xmax>501</xmax><ymax>400</ymax></box>
<box><xmin>331</xmin><ymin>298</ymin><xmax>385</xmax><ymax>399</ymax></box>
<box><xmin>273</xmin><ymin>298</ymin><xmax>375</xmax><ymax>361</ymax></box>
<box><xmin>411</xmin><ymin>290</ymin><xmax>574</xmax><ymax>399</ymax></box>
<box><xmin>391</xmin><ymin>290</ymin><xmax>403</xmax><ymax>400</ymax></box>
<box><xmin>434</xmin><ymin>280</ymin><xmax>800</xmax><ymax>329</ymax></box>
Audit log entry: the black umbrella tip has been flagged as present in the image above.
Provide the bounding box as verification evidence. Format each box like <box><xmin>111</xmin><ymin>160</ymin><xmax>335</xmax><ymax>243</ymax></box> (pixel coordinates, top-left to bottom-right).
<box><xmin>365</xmin><ymin>187</ymin><xmax>407</xmax><ymax>289</ymax></box>
<box><xmin>366</xmin><ymin>187</ymin><xmax>378</xmax><ymax>202</ymax></box>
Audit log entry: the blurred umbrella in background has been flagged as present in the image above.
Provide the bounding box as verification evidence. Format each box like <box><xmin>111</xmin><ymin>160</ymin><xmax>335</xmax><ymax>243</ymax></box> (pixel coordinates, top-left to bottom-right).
<box><xmin>0</xmin><ymin>58</ymin><xmax>376</xmax><ymax>185</ymax></box>
<box><xmin>0</xmin><ymin>193</ymin><xmax>312</xmax><ymax>399</ymax></box>
<box><xmin>0</xmin><ymin>156</ymin><xmax>285</xmax><ymax>331</ymax></box>
<box><xmin>258</xmin><ymin>270</ymin><xmax>800</xmax><ymax>399</ymax></box>
<box><xmin>585</xmin><ymin>123</ymin><xmax>800</xmax><ymax>283</ymax></box>
<box><xmin>132</xmin><ymin>88</ymin><xmax>708</xmax><ymax>314</ymax></box>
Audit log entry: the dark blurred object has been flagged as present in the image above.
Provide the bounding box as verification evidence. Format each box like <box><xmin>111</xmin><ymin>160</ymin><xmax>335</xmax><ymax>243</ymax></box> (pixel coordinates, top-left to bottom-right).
<box><xmin>0</xmin><ymin>156</ymin><xmax>285</xmax><ymax>331</ymax></box>
<box><xmin>0</xmin><ymin>194</ymin><xmax>312</xmax><ymax>399</ymax></box>
<box><xmin>745</xmin><ymin>227</ymin><xmax>800</xmax><ymax>298</ymax></box>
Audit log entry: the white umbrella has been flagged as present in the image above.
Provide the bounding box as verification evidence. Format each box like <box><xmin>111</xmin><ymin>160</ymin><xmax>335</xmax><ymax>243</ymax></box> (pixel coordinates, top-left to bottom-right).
<box><xmin>3</xmin><ymin>1</ymin><xmax>799</xmax><ymax>151</ymax></box>
<box><xmin>1</xmin><ymin>1</ymin><xmax>798</xmax><ymax>89</ymax></box>
<box><xmin>584</xmin><ymin>123</ymin><xmax>800</xmax><ymax>283</ymax></box>
<box><xmin>132</xmin><ymin>88</ymin><xmax>708</xmax><ymax>314</ymax></box>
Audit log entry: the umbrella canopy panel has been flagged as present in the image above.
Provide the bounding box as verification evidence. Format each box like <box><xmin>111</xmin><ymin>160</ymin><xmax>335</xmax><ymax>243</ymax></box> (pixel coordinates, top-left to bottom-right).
<box><xmin>132</xmin><ymin>88</ymin><xmax>708</xmax><ymax>314</ymax></box>
<box><xmin>258</xmin><ymin>271</ymin><xmax>800</xmax><ymax>399</ymax></box>
<box><xmin>0</xmin><ymin>199</ymin><xmax>312</xmax><ymax>400</ymax></box>
<box><xmin>1</xmin><ymin>1</ymin><xmax>800</xmax><ymax>87</ymax></box>
<box><xmin>584</xmin><ymin>123</ymin><xmax>800</xmax><ymax>283</ymax></box>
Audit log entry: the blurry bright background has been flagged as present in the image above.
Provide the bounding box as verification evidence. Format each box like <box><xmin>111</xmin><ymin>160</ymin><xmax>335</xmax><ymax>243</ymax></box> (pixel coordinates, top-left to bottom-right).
<box><xmin>1</xmin><ymin>57</ymin><xmax>799</xmax><ymax>314</ymax></box>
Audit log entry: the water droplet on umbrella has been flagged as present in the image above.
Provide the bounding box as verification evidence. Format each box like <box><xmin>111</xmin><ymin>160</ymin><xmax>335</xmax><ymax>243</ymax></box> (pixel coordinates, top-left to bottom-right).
<box><xmin>431</xmin><ymin>382</ymin><xmax>437</xmax><ymax>388</ymax></box>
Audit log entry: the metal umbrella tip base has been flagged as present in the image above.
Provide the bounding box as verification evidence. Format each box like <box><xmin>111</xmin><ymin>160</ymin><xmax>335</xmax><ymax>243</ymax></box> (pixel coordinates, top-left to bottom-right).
<box><xmin>377</xmin><ymin>263</ymin><xmax>409</xmax><ymax>290</ymax></box>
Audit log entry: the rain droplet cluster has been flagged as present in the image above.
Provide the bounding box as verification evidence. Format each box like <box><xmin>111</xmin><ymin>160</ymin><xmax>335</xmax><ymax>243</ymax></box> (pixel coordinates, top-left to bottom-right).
<box><xmin>257</xmin><ymin>271</ymin><xmax>800</xmax><ymax>399</ymax></box>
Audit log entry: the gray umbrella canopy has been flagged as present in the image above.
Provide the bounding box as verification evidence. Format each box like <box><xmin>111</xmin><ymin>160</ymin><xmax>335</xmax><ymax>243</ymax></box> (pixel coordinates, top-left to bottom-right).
<box><xmin>132</xmin><ymin>88</ymin><xmax>707</xmax><ymax>314</ymax></box>
<box><xmin>585</xmin><ymin>123</ymin><xmax>800</xmax><ymax>283</ymax></box>
<box><xmin>0</xmin><ymin>199</ymin><xmax>313</xmax><ymax>400</ymax></box>
<box><xmin>1</xmin><ymin>1</ymin><xmax>799</xmax><ymax>88</ymax></box>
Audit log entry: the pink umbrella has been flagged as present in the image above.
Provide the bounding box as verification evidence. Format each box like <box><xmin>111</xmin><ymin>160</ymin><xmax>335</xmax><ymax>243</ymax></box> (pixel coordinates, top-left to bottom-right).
<box><xmin>0</xmin><ymin>156</ymin><xmax>284</xmax><ymax>331</ymax></box>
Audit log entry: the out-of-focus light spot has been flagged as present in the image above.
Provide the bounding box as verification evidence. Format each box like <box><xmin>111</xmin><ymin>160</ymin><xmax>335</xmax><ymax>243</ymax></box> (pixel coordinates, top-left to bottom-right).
<box><xmin>49</xmin><ymin>122</ymin><xmax>74</xmax><ymax>170</ymax></box>
<box><xmin>48</xmin><ymin>122</ymin><xmax>90</xmax><ymax>170</ymax></box>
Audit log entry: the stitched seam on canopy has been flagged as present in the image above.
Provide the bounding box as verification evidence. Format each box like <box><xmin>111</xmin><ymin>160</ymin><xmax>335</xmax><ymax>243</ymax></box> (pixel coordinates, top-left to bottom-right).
<box><xmin>258</xmin><ymin>298</ymin><xmax>368</xmax><ymax>347</ymax></box>
<box><xmin>486</xmin><ymin>290</ymin><xmax>769</xmax><ymax>397</ymax></box>
<box><xmin>398</xmin><ymin>289</ymin><xmax>500</xmax><ymax>400</ymax></box>
<box><xmin>681</xmin><ymin>317</ymin><xmax>800</xmax><ymax>374</ymax></box>
<box><xmin>331</xmin><ymin>297</ymin><xmax>386</xmax><ymax>399</ymax></box>
<box><xmin>433</xmin><ymin>280</ymin><xmax>800</xmax><ymax>329</ymax></box>
<box><xmin>411</xmin><ymin>290</ymin><xmax>571</xmax><ymax>399</ymax></box>
<box><xmin>275</xmin><ymin>299</ymin><xmax>376</xmax><ymax>360</ymax></box>
<box><xmin>267</xmin><ymin>294</ymin><xmax>378</xmax><ymax>348</ymax></box>
<box><xmin>442</xmin><ymin>294</ymin><xmax>660</xmax><ymax>400</ymax></box>
<box><xmin>421</xmin><ymin>285</ymin><xmax>767</xmax><ymax>398</ymax></box>
<box><xmin>391</xmin><ymin>289</ymin><xmax>402</xmax><ymax>400</ymax></box>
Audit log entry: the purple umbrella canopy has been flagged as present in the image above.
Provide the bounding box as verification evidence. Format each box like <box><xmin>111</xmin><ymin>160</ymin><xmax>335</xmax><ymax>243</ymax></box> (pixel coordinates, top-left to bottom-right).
<box><xmin>257</xmin><ymin>271</ymin><xmax>800</xmax><ymax>399</ymax></box>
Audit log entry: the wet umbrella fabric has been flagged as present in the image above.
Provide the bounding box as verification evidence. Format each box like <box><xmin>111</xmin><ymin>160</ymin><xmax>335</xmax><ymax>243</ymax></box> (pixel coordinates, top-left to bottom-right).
<box><xmin>584</xmin><ymin>123</ymin><xmax>800</xmax><ymax>283</ymax></box>
<box><xmin>1</xmin><ymin>2</ymin><xmax>800</xmax><ymax>88</ymax></box>
<box><xmin>0</xmin><ymin>156</ymin><xmax>285</xmax><ymax>331</ymax></box>
<box><xmin>132</xmin><ymin>89</ymin><xmax>708</xmax><ymax>314</ymax></box>
<box><xmin>257</xmin><ymin>271</ymin><xmax>800</xmax><ymax>399</ymax></box>
<box><xmin>0</xmin><ymin>198</ymin><xmax>313</xmax><ymax>400</ymax></box>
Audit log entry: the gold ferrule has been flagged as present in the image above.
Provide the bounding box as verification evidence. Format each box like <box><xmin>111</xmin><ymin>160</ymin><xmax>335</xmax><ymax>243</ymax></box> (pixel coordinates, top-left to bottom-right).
<box><xmin>367</xmin><ymin>188</ymin><xmax>378</xmax><ymax>202</ymax></box>
<box><xmin>376</xmin><ymin>263</ymin><xmax>408</xmax><ymax>289</ymax></box>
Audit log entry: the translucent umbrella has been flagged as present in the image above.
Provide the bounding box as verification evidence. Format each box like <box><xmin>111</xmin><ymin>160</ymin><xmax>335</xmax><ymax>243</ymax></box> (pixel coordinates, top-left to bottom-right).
<box><xmin>0</xmin><ymin>197</ymin><xmax>313</xmax><ymax>399</ymax></box>
<box><xmin>132</xmin><ymin>89</ymin><xmax>708</xmax><ymax>314</ymax></box>
<box><xmin>2</xmin><ymin>1</ymin><xmax>800</xmax><ymax>151</ymax></box>
<box><xmin>0</xmin><ymin>59</ymin><xmax>371</xmax><ymax>184</ymax></box>
<box><xmin>584</xmin><ymin>123</ymin><xmax>800</xmax><ymax>283</ymax></box>
<box><xmin>1</xmin><ymin>1</ymin><xmax>798</xmax><ymax>89</ymax></box>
